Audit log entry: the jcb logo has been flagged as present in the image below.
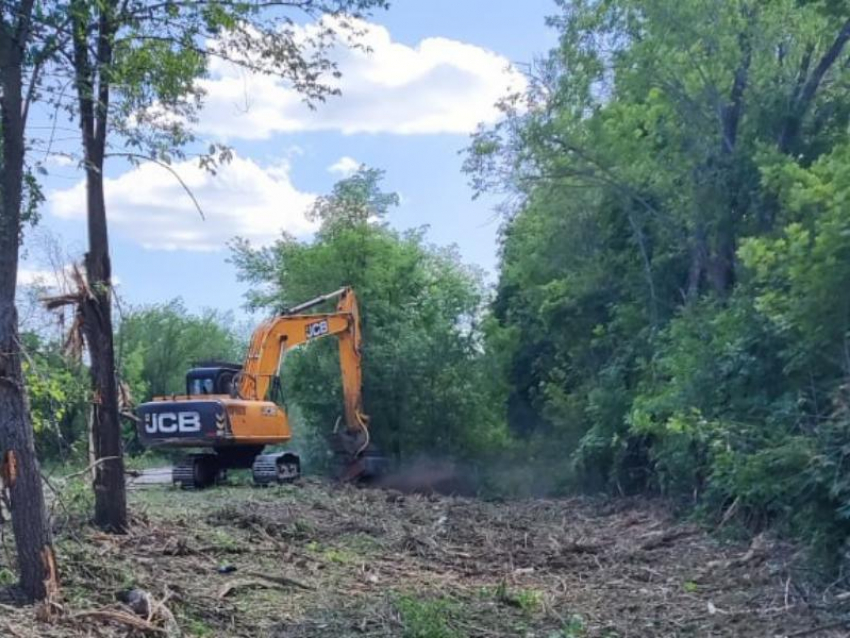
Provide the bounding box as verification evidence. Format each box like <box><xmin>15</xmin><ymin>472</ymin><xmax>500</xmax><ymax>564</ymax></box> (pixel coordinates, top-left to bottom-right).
<box><xmin>144</xmin><ymin>411</ymin><xmax>202</xmax><ymax>434</ymax></box>
<box><xmin>306</xmin><ymin>319</ymin><xmax>329</xmax><ymax>340</ymax></box>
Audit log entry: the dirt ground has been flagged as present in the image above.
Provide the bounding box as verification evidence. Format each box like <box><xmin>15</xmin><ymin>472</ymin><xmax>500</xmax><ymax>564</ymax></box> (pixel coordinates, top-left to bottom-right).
<box><xmin>2</xmin><ymin>477</ymin><xmax>848</xmax><ymax>637</ymax></box>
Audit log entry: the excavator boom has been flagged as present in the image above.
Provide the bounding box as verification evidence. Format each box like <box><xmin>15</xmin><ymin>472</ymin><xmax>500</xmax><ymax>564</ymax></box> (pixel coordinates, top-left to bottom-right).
<box><xmin>235</xmin><ymin>287</ymin><xmax>369</xmax><ymax>449</ymax></box>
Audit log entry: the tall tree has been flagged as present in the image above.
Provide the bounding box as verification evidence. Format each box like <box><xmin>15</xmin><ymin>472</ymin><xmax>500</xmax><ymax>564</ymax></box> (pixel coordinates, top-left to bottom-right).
<box><xmin>0</xmin><ymin>0</ymin><xmax>60</xmax><ymax>602</ymax></box>
<box><xmin>56</xmin><ymin>0</ymin><xmax>388</xmax><ymax>531</ymax></box>
<box><xmin>232</xmin><ymin>169</ymin><xmax>508</xmax><ymax>464</ymax></box>
<box><xmin>466</xmin><ymin>0</ymin><xmax>850</xmax><ymax>528</ymax></box>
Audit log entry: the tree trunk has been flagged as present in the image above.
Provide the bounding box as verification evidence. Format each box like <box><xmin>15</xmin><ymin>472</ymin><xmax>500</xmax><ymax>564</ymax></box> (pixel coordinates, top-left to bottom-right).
<box><xmin>0</xmin><ymin>306</ymin><xmax>59</xmax><ymax>601</ymax></box>
<box><xmin>82</xmin><ymin>166</ymin><xmax>127</xmax><ymax>532</ymax></box>
<box><xmin>0</xmin><ymin>0</ymin><xmax>59</xmax><ymax>600</ymax></box>
<box><xmin>686</xmin><ymin>216</ymin><xmax>708</xmax><ymax>301</ymax></box>
<box><xmin>706</xmin><ymin>15</ymin><xmax>752</xmax><ymax>298</ymax></box>
<box><xmin>707</xmin><ymin>225</ymin><xmax>736</xmax><ymax>295</ymax></box>
<box><xmin>71</xmin><ymin>0</ymin><xmax>127</xmax><ymax>532</ymax></box>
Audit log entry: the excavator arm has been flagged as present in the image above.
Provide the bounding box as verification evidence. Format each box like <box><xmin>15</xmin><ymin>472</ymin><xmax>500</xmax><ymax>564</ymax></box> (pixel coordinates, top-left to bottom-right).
<box><xmin>234</xmin><ymin>287</ymin><xmax>370</xmax><ymax>454</ymax></box>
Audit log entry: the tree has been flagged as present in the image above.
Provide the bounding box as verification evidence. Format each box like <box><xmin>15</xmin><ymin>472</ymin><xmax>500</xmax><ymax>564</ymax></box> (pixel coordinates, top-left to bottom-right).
<box><xmin>117</xmin><ymin>300</ymin><xmax>243</xmax><ymax>402</ymax></box>
<box><xmin>48</xmin><ymin>0</ymin><xmax>389</xmax><ymax>531</ymax></box>
<box><xmin>20</xmin><ymin>332</ymin><xmax>90</xmax><ymax>460</ymax></box>
<box><xmin>231</xmin><ymin>169</ymin><xmax>508</xmax><ymax>465</ymax></box>
<box><xmin>0</xmin><ymin>0</ymin><xmax>60</xmax><ymax>602</ymax></box>
<box><xmin>466</xmin><ymin>0</ymin><xmax>850</xmax><ymax>540</ymax></box>
<box><xmin>471</xmin><ymin>0</ymin><xmax>850</xmax><ymax>302</ymax></box>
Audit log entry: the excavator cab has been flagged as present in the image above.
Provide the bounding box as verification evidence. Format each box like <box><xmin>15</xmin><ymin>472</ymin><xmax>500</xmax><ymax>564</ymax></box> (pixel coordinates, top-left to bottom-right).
<box><xmin>185</xmin><ymin>364</ymin><xmax>241</xmax><ymax>396</ymax></box>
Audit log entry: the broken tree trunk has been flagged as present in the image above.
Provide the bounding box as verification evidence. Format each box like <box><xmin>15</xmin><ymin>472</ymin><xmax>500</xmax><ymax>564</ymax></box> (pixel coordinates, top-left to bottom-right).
<box><xmin>78</xmin><ymin>165</ymin><xmax>127</xmax><ymax>532</ymax></box>
<box><xmin>71</xmin><ymin>0</ymin><xmax>128</xmax><ymax>533</ymax></box>
<box><xmin>82</xmin><ymin>244</ymin><xmax>128</xmax><ymax>532</ymax></box>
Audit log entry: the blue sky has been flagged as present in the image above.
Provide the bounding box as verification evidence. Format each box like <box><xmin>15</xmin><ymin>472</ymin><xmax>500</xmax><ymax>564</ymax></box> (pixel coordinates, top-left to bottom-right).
<box><xmin>20</xmin><ymin>1</ymin><xmax>558</xmax><ymax>317</ymax></box>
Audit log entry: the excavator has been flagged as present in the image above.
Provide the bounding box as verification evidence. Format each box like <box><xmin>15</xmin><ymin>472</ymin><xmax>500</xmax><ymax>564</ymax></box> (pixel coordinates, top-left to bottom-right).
<box><xmin>136</xmin><ymin>287</ymin><xmax>386</xmax><ymax>488</ymax></box>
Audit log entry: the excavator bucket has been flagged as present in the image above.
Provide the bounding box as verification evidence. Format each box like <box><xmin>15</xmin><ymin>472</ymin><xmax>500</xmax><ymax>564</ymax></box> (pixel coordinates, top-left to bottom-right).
<box><xmin>328</xmin><ymin>429</ymin><xmax>388</xmax><ymax>482</ymax></box>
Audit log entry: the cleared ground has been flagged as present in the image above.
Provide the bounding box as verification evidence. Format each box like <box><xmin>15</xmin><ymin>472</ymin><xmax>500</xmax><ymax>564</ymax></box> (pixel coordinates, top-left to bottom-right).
<box><xmin>2</xmin><ymin>476</ymin><xmax>847</xmax><ymax>637</ymax></box>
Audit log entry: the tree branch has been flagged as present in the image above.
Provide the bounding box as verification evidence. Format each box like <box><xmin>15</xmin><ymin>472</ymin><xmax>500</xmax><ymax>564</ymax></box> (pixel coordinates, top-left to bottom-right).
<box><xmin>106</xmin><ymin>152</ymin><xmax>206</xmax><ymax>220</ymax></box>
<box><xmin>779</xmin><ymin>18</ymin><xmax>850</xmax><ymax>153</ymax></box>
<box><xmin>797</xmin><ymin>19</ymin><xmax>850</xmax><ymax>116</ymax></box>
<box><xmin>721</xmin><ymin>9</ymin><xmax>754</xmax><ymax>155</ymax></box>
<box><xmin>22</xmin><ymin>21</ymin><xmax>73</xmax><ymax>124</ymax></box>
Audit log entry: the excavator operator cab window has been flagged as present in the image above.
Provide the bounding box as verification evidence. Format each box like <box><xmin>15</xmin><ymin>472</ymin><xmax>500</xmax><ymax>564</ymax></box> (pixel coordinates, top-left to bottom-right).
<box><xmin>191</xmin><ymin>379</ymin><xmax>214</xmax><ymax>394</ymax></box>
<box><xmin>186</xmin><ymin>366</ymin><xmax>242</xmax><ymax>396</ymax></box>
<box><xmin>188</xmin><ymin>375</ymin><xmax>215</xmax><ymax>395</ymax></box>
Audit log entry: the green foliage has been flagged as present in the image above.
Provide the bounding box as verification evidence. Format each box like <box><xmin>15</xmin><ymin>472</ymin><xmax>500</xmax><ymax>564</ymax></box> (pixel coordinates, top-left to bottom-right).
<box><xmin>231</xmin><ymin>169</ymin><xmax>509</xmax><ymax>463</ymax></box>
<box><xmin>467</xmin><ymin>0</ymin><xmax>850</xmax><ymax>550</ymax></box>
<box><xmin>20</xmin><ymin>333</ymin><xmax>89</xmax><ymax>459</ymax></box>
<box><xmin>627</xmin><ymin>143</ymin><xmax>850</xmax><ymax>543</ymax></box>
<box><xmin>552</xmin><ymin>615</ymin><xmax>586</xmax><ymax>638</ymax></box>
<box><xmin>115</xmin><ymin>300</ymin><xmax>243</xmax><ymax>454</ymax></box>
<box><xmin>0</xmin><ymin>568</ymin><xmax>16</xmax><ymax>587</ymax></box>
<box><xmin>396</xmin><ymin>595</ymin><xmax>462</xmax><ymax>638</ymax></box>
<box><xmin>116</xmin><ymin>299</ymin><xmax>243</xmax><ymax>401</ymax></box>
<box><xmin>48</xmin><ymin>0</ymin><xmax>392</xmax><ymax>167</ymax></box>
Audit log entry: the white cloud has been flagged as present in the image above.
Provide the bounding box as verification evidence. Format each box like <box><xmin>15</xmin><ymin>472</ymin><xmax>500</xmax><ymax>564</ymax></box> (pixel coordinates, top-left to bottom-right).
<box><xmin>195</xmin><ymin>19</ymin><xmax>526</xmax><ymax>139</ymax></box>
<box><xmin>16</xmin><ymin>264</ymin><xmax>115</xmax><ymax>290</ymax></box>
<box><xmin>49</xmin><ymin>154</ymin><xmax>316</xmax><ymax>251</ymax></box>
<box><xmin>17</xmin><ymin>268</ymin><xmax>59</xmax><ymax>287</ymax></box>
<box><xmin>328</xmin><ymin>156</ymin><xmax>361</xmax><ymax>177</ymax></box>
<box><xmin>46</xmin><ymin>153</ymin><xmax>76</xmax><ymax>167</ymax></box>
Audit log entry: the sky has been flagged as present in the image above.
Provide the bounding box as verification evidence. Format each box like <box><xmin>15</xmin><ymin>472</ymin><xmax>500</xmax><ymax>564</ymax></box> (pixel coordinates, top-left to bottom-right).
<box><xmin>19</xmin><ymin>0</ymin><xmax>559</xmax><ymax>317</ymax></box>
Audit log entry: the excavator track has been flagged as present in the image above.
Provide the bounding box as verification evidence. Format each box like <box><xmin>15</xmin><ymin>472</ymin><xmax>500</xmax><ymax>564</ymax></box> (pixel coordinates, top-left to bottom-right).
<box><xmin>252</xmin><ymin>452</ymin><xmax>301</xmax><ymax>486</ymax></box>
<box><xmin>173</xmin><ymin>454</ymin><xmax>221</xmax><ymax>489</ymax></box>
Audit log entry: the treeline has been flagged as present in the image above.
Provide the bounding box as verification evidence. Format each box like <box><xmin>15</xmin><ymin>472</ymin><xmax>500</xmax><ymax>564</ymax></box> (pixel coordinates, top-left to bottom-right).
<box><xmin>466</xmin><ymin>0</ymin><xmax>850</xmax><ymax>550</ymax></box>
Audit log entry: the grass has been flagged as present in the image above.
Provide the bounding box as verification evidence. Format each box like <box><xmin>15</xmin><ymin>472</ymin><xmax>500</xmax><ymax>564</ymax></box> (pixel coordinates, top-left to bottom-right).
<box><xmin>179</xmin><ymin>614</ymin><xmax>215</xmax><ymax>637</ymax></box>
<box><xmin>396</xmin><ymin>595</ymin><xmax>463</xmax><ymax>638</ymax></box>
<box><xmin>0</xmin><ymin>568</ymin><xmax>16</xmax><ymax>587</ymax></box>
<box><xmin>124</xmin><ymin>452</ymin><xmax>174</xmax><ymax>471</ymax></box>
<box><xmin>208</xmin><ymin>528</ymin><xmax>240</xmax><ymax>552</ymax></box>
<box><xmin>683</xmin><ymin>580</ymin><xmax>699</xmax><ymax>593</ymax></box>
<box><xmin>322</xmin><ymin>546</ymin><xmax>358</xmax><ymax>564</ymax></box>
<box><xmin>480</xmin><ymin>581</ymin><xmax>544</xmax><ymax>615</ymax></box>
<box><xmin>556</xmin><ymin>614</ymin><xmax>587</xmax><ymax>638</ymax></box>
<box><xmin>344</xmin><ymin>532</ymin><xmax>383</xmax><ymax>553</ymax></box>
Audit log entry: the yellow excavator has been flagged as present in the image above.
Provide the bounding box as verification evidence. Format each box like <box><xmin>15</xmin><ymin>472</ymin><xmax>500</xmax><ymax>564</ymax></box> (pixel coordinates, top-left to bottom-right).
<box><xmin>136</xmin><ymin>287</ymin><xmax>386</xmax><ymax>488</ymax></box>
